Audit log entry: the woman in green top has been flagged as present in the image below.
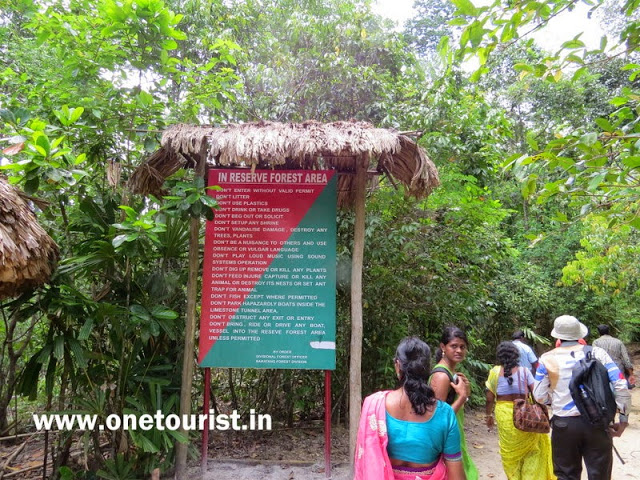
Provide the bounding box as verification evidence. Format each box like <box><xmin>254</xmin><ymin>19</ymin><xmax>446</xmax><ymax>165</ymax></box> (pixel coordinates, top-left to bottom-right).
<box><xmin>429</xmin><ymin>326</ymin><xmax>479</xmax><ymax>480</ymax></box>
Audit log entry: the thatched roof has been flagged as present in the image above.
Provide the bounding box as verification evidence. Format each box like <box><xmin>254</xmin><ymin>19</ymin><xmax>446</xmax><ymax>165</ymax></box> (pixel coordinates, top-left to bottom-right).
<box><xmin>129</xmin><ymin>121</ymin><xmax>439</xmax><ymax>208</ymax></box>
<box><xmin>0</xmin><ymin>176</ymin><xmax>59</xmax><ymax>300</ymax></box>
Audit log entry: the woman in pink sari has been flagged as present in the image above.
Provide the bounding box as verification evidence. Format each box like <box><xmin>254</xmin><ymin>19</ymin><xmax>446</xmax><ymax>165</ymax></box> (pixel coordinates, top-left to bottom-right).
<box><xmin>354</xmin><ymin>337</ymin><xmax>466</xmax><ymax>480</ymax></box>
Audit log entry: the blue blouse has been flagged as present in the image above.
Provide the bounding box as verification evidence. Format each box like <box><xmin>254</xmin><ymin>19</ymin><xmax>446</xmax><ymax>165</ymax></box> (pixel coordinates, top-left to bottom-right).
<box><xmin>386</xmin><ymin>400</ymin><xmax>462</xmax><ymax>464</ymax></box>
<box><xmin>496</xmin><ymin>367</ymin><xmax>533</xmax><ymax>396</ymax></box>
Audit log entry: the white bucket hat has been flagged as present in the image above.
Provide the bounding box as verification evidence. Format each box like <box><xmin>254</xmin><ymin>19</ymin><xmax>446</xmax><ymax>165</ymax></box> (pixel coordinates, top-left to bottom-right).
<box><xmin>551</xmin><ymin>315</ymin><xmax>588</xmax><ymax>340</ymax></box>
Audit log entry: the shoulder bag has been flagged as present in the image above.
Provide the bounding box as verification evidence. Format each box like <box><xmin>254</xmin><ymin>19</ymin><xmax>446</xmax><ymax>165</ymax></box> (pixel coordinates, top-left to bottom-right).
<box><xmin>512</xmin><ymin>367</ymin><xmax>550</xmax><ymax>434</ymax></box>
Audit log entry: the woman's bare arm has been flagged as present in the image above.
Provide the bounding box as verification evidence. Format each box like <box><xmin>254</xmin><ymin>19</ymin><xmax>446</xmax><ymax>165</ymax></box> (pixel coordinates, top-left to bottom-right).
<box><xmin>445</xmin><ymin>460</ymin><xmax>466</xmax><ymax>480</ymax></box>
<box><xmin>431</xmin><ymin>371</ymin><xmax>468</xmax><ymax>413</ymax></box>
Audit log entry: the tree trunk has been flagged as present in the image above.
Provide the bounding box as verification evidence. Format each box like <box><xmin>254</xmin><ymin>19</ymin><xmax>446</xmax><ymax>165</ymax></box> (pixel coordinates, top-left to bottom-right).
<box><xmin>349</xmin><ymin>154</ymin><xmax>368</xmax><ymax>463</ymax></box>
<box><xmin>0</xmin><ymin>305</ymin><xmax>36</xmax><ymax>435</ymax></box>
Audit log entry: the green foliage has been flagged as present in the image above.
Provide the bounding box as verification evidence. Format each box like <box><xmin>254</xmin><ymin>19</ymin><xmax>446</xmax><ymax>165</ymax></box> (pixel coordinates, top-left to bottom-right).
<box><xmin>97</xmin><ymin>454</ymin><xmax>139</xmax><ymax>480</ymax></box>
<box><xmin>404</xmin><ymin>0</ymin><xmax>457</xmax><ymax>59</ymax></box>
<box><xmin>2</xmin><ymin>0</ymin><xmax>640</xmax><ymax>475</ymax></box>
<box><xmin>352</xmin><ymin>168</ymin><xmax>514</xmax><ymax>400</ymax></box>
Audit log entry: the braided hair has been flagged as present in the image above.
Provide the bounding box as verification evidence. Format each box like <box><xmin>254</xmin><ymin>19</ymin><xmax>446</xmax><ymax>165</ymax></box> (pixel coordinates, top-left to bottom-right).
<box><xmin>395</xmin><ymin>337</ymin><xmax>436</xmax><ymax>415</ymax></box>
<box><xmin>496</xmin><ymin>341</ymin><xmax>520</xmax><ymax>385</ymax></box>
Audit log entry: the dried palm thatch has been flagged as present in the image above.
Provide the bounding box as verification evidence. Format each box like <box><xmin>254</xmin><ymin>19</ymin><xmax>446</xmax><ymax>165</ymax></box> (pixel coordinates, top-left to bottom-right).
<box><xmin>0</xmin><ymin>176</ymin><xmax>59</xmax><ymax>300</ymax></box>
<box><xmin>129</xmin><ymin>121</ymin><xmax>439</xmax><ymax>208</ymax></box>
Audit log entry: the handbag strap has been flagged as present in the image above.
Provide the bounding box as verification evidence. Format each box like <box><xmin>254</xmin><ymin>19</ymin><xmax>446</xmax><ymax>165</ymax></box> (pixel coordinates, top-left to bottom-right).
<box><xmin>516</xmin><ymin>367</ymin><xmax>533</xmax><ymax>399</ymax></box>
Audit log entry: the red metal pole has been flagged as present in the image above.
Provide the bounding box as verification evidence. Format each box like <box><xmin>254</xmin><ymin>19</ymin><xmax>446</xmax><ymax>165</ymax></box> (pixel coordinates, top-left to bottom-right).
<box><xmin>324</xmin><ymin>370</ymin><xmax>331</xmax><ymax>478</ymax></box>
<box><xmin>201</xmin><ymin>368</ymin><xmax>211</xmax><ymax>473</ymax></box>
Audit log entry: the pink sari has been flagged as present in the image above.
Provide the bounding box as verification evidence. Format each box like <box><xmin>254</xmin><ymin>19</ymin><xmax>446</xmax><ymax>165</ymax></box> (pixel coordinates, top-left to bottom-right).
<box><xmin>354</xmin><ymin>391</ymin><xmax>448</xmax><ymax>480</ymax></box>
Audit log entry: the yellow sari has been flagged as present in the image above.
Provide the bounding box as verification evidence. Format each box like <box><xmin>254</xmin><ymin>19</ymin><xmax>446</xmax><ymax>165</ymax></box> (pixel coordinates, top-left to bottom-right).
<box><xmin>486</xmin><ymin>366</ymin><xmax>556</xmax><ymax>480</ymax></box>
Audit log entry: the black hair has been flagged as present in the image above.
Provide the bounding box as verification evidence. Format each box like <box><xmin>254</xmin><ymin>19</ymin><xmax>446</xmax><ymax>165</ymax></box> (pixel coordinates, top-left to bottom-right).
<box><xmin>512</xmin><ymin>330</ymin><xmax>525</xmax><ymax>340</ymax></box>
<box><xmin>597</xmin><ymin>324</ymin><xmax>609</xmax><ymax>336</ymax></box>
<box><xmin>496</xmin><ymin>341</ymin><xmax>520</xmax><ymax>385</ymax></box>
<box><xmin>435</xmin><ymin>326</ymin><xmax>469</xmax><ymax>360</ymax></box>
<box><xmin>395</xmin><ymin>337</ymin><xmax>436</xmax><ymax>415</ymax></box>
<box><xmin>440</xmin><ymin>326</ymin><xmax>469</xmax><ymax>347</ymax></box>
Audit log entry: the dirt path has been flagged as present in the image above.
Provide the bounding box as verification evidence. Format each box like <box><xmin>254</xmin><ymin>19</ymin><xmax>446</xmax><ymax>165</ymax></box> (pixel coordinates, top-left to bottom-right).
<box><xmin>198</xmin><ymin>363</ymin><xmax>640</xmax><ymax>480</ymax></box>
<box><xmin>464</xmin><ymin>384</ymin><xmax>639</xmax><ymax>480</ymax></box>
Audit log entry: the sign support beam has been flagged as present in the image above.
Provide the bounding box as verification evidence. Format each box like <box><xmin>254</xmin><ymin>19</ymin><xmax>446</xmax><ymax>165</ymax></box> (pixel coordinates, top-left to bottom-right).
<box><xmin>348</xmin><ymin>153</ymin><xmax>368</xmax><ymax>463</ymax></box>
<box><xmin>201</xmin><ymin>368</ymin><xmax>211</xmax><ymax>474</ymax></box>
<box><xmin>175</xmin><ymin>146</ymin><xmax>207</xmax><ymax>480</ymax></box>
<box><xmin>324</xmin><ymin>370</ymin><xmax>331</xmax><ymax>478</ymax></box>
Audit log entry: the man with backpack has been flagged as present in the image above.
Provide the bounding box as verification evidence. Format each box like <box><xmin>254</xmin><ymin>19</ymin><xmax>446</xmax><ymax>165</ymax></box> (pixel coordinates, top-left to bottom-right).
<box><xmin>533</xmin><ymin>315</ymin><xmax>631</xmax><ymax>480</ymax></box>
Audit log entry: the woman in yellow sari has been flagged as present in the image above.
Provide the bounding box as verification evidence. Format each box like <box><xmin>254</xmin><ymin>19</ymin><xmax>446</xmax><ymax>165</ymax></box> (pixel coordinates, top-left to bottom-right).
<box><xmin>485</xmin><ymin>342</ymin><xmax>555</xmax><ymax>480</ymax></box>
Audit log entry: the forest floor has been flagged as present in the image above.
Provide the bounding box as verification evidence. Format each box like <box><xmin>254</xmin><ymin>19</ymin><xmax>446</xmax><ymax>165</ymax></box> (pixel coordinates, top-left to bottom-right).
<box><xmin>197</xmin><ymin>344</ymin><xmax>640</xmax><ymax>480</ymax></box>
<box><xmin>196</xmin><ymin>384</ymin><xmax>640</xmax><ymax>480</ymax></box>
<box><xmin>1</xmin><ymin>345</ymin><xmax>638</xmax><ymax>479</ymax></box>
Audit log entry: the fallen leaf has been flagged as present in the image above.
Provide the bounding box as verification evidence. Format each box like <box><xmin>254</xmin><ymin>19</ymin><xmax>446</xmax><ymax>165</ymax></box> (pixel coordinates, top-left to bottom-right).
<box><xmin>2</xmin><ymin>142</ymin><xmax>25</xmax><ymax>155</ymax></box>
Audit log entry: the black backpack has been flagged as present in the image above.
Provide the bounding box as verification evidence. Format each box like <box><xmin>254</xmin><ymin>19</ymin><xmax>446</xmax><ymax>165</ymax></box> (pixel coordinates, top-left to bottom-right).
<box><xmin>430</xmin><ymin>366</ymin><xmax>457</xmax><ymax>405</ymax></box>
<box><xmin>569</xmin><ymin>346</ymin><xmax>617</xmax><ymax>429</ymax></box>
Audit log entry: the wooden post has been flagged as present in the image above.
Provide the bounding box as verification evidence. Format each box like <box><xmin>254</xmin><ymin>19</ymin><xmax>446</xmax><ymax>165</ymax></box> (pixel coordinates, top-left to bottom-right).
<box><xmin>175</xmin><ymin>145</ymin><xmax>207</xmax><ymax>480</ymax></box>
<box><xmin>201</xmin><ymin>368</ymin><xmax>211</xmax><ymax>474</ymax></box>
<box><xmin>324</xmin><ymin>370</ymin><xmax>331</xmax><ymax>479</ymax></box>
<box><xmin>349</xmin><ymin>154</ymin><xmax>368</xmax><ymax>463</ymax></box>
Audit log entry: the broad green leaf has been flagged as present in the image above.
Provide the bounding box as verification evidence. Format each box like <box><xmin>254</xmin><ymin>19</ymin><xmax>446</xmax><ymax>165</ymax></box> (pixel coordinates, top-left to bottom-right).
<box><xmin>469</xmin><ymin>66</ymin><xmax>488</xmax><ymax>82</ymax></box>
<box><xmin>595</xmin><ymin>118</ymin><xmax>613</xmax><ymax>132</ymax></box>
<box><xmin>520</xmin><ymin>175</ymin><xmax>537</xmax><ymax>199</ymax></box>
<box><xmin>587</xmin><ymin>173</ymin><xmax>607</xmax><ymax>191</ymax></box>
<box><xmin>572</xmin><ymin>67</ymin><xmax>588</xmax><ymax>82</ymax></box>
<box><xmin>54</xmin><ymin>335</ymin><xmax>65</xmax><ymax>360</ymax></box>
<box><xmin>35</xmin><ymin>134</ymin><xmax>51</xmax><ymax>156</ymax></box>
<box><xmin>112</xmin><ymin>234</ymin><xmax>128</xmax><ymax>248</ymax></box>
<box><xmin>68</xmin><ymin>338</ymin><xmax>87</xmax><ymax>368</ymax></box>
<box><xmin>552</xmin><ymin>212</ymin><xmax>569</xmax><ymax>222</ymax></box>
<box><xmin>167</xmin><ymin>429</ymin><xmax>189</xmax><ymax>443</ymax></box>
<box><xmin>579</xmin><ymin>132</ymin><xmax>598</xmax><ymax>146</ymax></box>
<box><xmin>170</xmin><ymin>29</ymin><xmax>188</xmax><ymax>40</ymax></box>
<box><xmin>567</xmin><ymin>55</ymin><xmax>584</xmax><ymax>65</ymax></box>
<box><xmin>133</xmin><ymin>432</ymin><xmax>160</xmax><ymax>453</ymax></box>
<box><xmin>119</xmin><ymin>205</ymin><xmax>138</xmax><ymax>218</ymax></box>
<box><xmin>561</xmin><ymin>39</ymin><xmax>585</xmax><ymax>49</ymax></box>
<box><xmin>78</xmin><ymin>318</ymin><xmax>94</xmax><ymax>341</ymax></box>
<box><xmin>451</xmin><ymin>0</ymin><xmax>478</xmax><ymax>16</ymax></box>
<box><xmin>200</xmin><ymin>195</ymin><xmax>218</xmax><ymax>208</ymax></box>
<box><xmin>622</xmin><ymin>156</ymin><xmax>640</xmax><ymax>168</ymax></box>
<box><xmin>150</xmin><ymin>306</ymin><xmax>178</xmax><ymax>320</ymax></box>
<box><xmin>69</xmin><ymin>107</ymin><xmax>84</xmax><ymax>123</ymax></box>
<box><xmin>162</xmin><ymin>39</ymin><xmax>178</xmax><ymax>50</ymax></box>
<box><xmin>525</xmin><ymin>132</ymin><xmax>538</xmax><ymax>150</ymax></box>
<box><xmin>599</xmin><ymin>35</ymin><xmax>607</xmax><ymax>52</ymax></box>
<box><xmin>138</xmin><ymin>91</ymin><xmax>154</xmax><ymax>107</ymax></box>
<box><xmin>610</xmin><ymin>96</ymin><xmax>628</xmax><ymax>107</ymax></box>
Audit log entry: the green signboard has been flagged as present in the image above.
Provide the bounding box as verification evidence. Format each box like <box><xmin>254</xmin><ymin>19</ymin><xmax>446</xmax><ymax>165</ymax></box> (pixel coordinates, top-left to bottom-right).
<box><xmin>199</xmin><ymin>169</ymin><xmax>337</xmax><ymax>369</ymax></box>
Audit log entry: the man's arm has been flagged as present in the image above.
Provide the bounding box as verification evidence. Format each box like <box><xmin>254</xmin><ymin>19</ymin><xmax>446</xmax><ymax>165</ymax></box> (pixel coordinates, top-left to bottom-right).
<box><xmin>526</xmin><ymin>346</ymin><xmax>538</xmax><ymax>367</ymax></box>
<box><xmin>619</xmin><ymin>342</ymin><xmax>636</xmax><ymax>385</ymax></box>
<box><xmin>594</xmin><ymin>347</ymin><xmax>631</xmax><ymax>415</ymax></box>
<box><xmin>620</xmin><ymin>341</ymin><xmax>633</xmax><ymax>371</ymax></box>
<box><xmin>533</xmin><ymin>360</ymin><xmax>551</xmax><ymax>405</ymax></box>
